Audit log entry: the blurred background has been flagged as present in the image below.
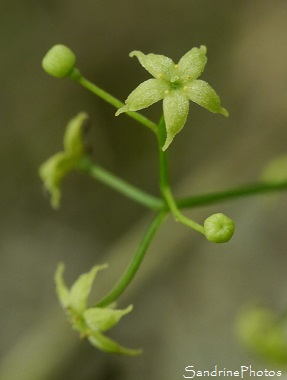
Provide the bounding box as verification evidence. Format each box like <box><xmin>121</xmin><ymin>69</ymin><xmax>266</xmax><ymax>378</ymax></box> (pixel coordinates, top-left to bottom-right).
<box><xmin>1</xmin><ymin>0</ymin><xmax>287</xmax><ymax>379</ymax></box>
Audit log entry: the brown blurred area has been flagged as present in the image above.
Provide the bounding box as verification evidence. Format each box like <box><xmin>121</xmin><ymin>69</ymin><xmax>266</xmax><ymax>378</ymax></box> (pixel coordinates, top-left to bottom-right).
<box><xmin>0</xmin><ymin>1</ymin><xmax>287</xmax><ymax>379</ymax></box>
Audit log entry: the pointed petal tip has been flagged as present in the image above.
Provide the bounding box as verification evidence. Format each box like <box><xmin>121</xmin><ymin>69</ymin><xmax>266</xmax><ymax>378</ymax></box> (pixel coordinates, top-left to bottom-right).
<box><xmin>220</xmin><ymin>107</ymin><xmax>229</xmax><ymax>117</ymax></box>
<box><xmin>55</xmin><ymin>262</ymin><xmax>66</xmax><ymax>281</ymax></box>
<box><xmin>57</xmin><ymin>261</ymin><xmax>65</xmax><ymax>271</ymax></box>
<box><xmin>129</xmin><ymin>50</ymin><xmax>141</xmax><ymax>58</ymax></box>
<box><xmin>88</xmin><ymin>263</ymin><xmax>108</xmax><ymax>280</ymax></box>
<box><xmin>55</xmin><ymin>262</ymin><xmax>70</xmax><ymax>308</ymax></box>
<box><xmin>95</xmin><ymin>263</ymin><xmax>109</xmax><ymax>271</ymax></box>
<box><xmin>115</xmin><ymin>107</ymin><xmax>127</xmax><ymax>116</ymax></box>
<box><xmin>162</xmin><ymin>137</ymin><xmax>173</xmax><ymax>151</ymax></box>
<box><xmin>122</xmin><ymin>304</ymin><xmax>133</xmax><ymax>315</ymax></box>
<box><xmin>88</xmin><ymin>334</ymin><xmax>143</xmax><ymax>356</ymax></box>
<box><xmin>200</xmin><ymin>45</ymin><xmax>207</xmax><ymax>54</ymax></box>
<box><xmin>127</xmin><ymin>348</ymin><xmax>143</xmax><ymax>356</ymax></box>
<box><xmin>51</xmin><ymin>199</ymin><xmax>60</xmax><ymax>210</ymax></box>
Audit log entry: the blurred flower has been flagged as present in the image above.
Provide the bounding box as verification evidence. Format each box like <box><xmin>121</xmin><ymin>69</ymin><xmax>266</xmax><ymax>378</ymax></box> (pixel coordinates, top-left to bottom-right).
<box><xmin>55</xmin><ymin>263</ymin><xmax>142</xmax><ymax>355</ymax></box>
<box><xmin>235</xmin><ymin>306</ymin><xmax>287</xmax><ymax>365</ymax></box>
<box><xmin>261</xmin><ymin>154</ymin><xmax>287</xmax><ymax>184</ymax></box>
<box><xmin>39</xmin><ymin>112</ymin><xmax>88</xmax><ymax>208</ymax></box>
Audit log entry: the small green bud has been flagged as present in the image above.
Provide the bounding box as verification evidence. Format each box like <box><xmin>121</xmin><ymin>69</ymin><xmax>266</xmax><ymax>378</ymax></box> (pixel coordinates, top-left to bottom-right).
<box><xmin>42</xmin><ymin>44</ymin><xmax>76</xmax><ymax>78</ymax></box>
<box><xmin>204</xmin><ymin>213</ymin><xmax>235</xmax><ymax>243</ymax></box>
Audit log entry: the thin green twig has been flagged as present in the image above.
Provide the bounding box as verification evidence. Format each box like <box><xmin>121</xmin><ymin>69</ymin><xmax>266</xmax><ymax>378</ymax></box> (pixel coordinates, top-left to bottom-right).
<box><xmin>95</xmin><ymin>210</ymin><xmax>167</xmax><ymax>307</ymax></box>
<box><xmin>78</xmin><ymin>157</ymin><xmax>163</xmax><ymax>210</ymax></box>
<box><xmin>72</xmin><ymin>74</ymin><xmax>158</xmax><ymax>133</ymax></box>
<box><xmin>157</xmin><ymin>116</ymin><xmax>205</xmax><ymax>234</ymax></box>
<box><xmin>78</xmin><ymin>157</ymin><xmax>287</xmax><ymax>212</ymax></box>
<box><xmin>163</xmin><ymin>186</ymin><xmax>205</xmax><ymax>234</ymax></box>
<box><xmin>177</xmin><ymin>181</ymin><xmax>287</xmax><ymax>209</ymax></box>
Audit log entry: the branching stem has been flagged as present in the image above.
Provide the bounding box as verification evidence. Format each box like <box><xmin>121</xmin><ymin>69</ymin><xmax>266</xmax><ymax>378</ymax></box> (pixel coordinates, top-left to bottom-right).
<box><xmin>77</xmin><ymin>157</ymin><xmax>163</xmax><ymax>211</ymax></box>
<box><xmin>78</xmin><ymin>158</ymin><xmax>287</xmax><ymax>212</ymax></box>
<box><xmin>157</xmin><ymin>116</ymin><xmax>205</xmax><ymax>234</ymax></box>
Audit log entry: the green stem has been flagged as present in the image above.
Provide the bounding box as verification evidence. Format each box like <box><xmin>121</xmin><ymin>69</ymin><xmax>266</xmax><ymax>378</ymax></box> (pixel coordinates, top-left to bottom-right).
<box><xmin>78</xmin><ymin>157</ymin><xmax>163</xmax><ymax>211</ymax></box>
<box><xmin>177</xmin><ymin>181</ymin><xmax>287</xmax><ymax>209</ymax></box>
<box><xmin>72</xmin><ymin>73</ymin><xmax>158</xmax><ymax>133</ymax></box>
<box><xmin>157</xmin><ymin>116</ymin><xmax>205</xmax><ymax>234</ymax></box>
<box><xmin>96</xmin><ymin>211</ymin><xmax>167</xmax><ymax>307</ymax></box>
<box><xmin>157</xmin><ymin>117</ymin><xmax>170</xmax><ymax>191</ymax></box>
<box><xmin>78</xmin><ymin>156</ymin><xmax>287</xmax><ymax>212</ymax></box>
<box><xmin>163</xmin><ymin>186</ymin><xmax>205</xmax><ymax>234</ymax></box>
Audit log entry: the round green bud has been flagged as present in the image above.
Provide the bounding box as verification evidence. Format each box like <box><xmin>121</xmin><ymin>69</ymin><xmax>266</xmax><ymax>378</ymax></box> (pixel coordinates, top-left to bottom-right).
<box><xmin>204</xmin><ymin>213</ymin><xmax>235</xmax><ymax>243</ymax></box>
<box><xmin>42</xmin><ymin>44</ymin><xmax>76</xmax><ymax>78</ymax></box>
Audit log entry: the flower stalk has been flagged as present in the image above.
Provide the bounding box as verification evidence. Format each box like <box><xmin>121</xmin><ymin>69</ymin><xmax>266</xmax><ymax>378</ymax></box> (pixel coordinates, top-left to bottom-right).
<box><xmin>73</xmin><ymin>75</ymin><xmax>158</xmax><ymax>133</ymax></box>
<box><xmin>95</xmin><ymin>210</ymin><xmax>167</xmax><ymax>308</ymax></box>
<box><xmin>157</xmin><ymin>116</ymin><xmax>205</xmax><ymax>235</ymax></box>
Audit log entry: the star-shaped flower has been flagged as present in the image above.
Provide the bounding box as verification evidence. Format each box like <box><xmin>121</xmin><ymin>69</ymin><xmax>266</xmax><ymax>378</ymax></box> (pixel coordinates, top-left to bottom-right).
<box><xmin>55</xmin><ymin>263</ymin><xmax>142</xmax><ymax>356</ymax></box>
<box><xmin>116</xmin><ymin>46</ymin><xmax>228</xmax><ymax>150</ymax></box>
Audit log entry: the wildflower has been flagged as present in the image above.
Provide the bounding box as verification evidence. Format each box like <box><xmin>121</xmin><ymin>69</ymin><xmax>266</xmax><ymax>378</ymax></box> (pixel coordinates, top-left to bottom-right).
<box><xmin>236</xmin><ymin>306</ymin><xmax>287</xmax><ymax>364</ymax></box>
<box><xmin>39</xmin><ymin>112</ymin><xmax>88</xmax><ymax>208</ymax></box>
<box><xmin>55</xmin><ymin>263</ymin><xmax>142</xmax><ymax>355</ymax></box>
<box><xmin>116</xmin><ymin>46</ymin><xmax>228</xmax><ymax>150</ymax></box>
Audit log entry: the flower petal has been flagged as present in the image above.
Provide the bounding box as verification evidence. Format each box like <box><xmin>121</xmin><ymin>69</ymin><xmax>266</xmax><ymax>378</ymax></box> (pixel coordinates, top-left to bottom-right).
<box><xmin>69</xmin><ymin>264</ymin><xmax>108</xmax><ymax>313</ymax></box>
<box><xmin>115</xmin><ymin>79</ymin><xmax>167</xmax><ymax>115</ymax></box>
<box><xmin>55</xmin><ymin>262</ymin><xmax>70</xmax><ymax>309</ymax></box>
<box><xmin>88</xmin><ymin>332</ymin><xmax>142</xmax><ymax>356</ymax></box>
<box><xmin>39</xmin><ymin>152</ymin><xmax>77</xmax><ymax>209</ymax></box>
<box><xmin>63</xmin><ymin>112</ymin><xmax>88</xmax><ymax>156</ymax></box>
<box><xmin>129</xmin><ymin>50</ymin><xmax>174</xmax><ymax>80</ymax></box>
<box><xmin>162</xmin><ymin>91</ymin><xmax>189</xmax><ymax>150</ymax></box>
<box><xmin>185</xmin><ymin>79</ymin><xmax>229</xmax><ymax>116</ymax></box>
<box><xmin>178</xmin><ymin>46</ymin><xmax>207</xmax><ymax>80</ymax></box>
<box><xmin>84</xmin><ymin>305</ymin><xmax>133</xmax><ymax>333</ymax></box>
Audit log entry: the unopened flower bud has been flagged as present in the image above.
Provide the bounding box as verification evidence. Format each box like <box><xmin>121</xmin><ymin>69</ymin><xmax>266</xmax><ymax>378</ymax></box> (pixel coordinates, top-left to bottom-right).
<box><xmin>204</xmin><ymin>213</ymin><xmax>235</xmax><ymax>243</ymax></box>
<box><xmin>42</xmin><ymin>44</ymin><xmax>76</xmax><ymax>78</ymax></box>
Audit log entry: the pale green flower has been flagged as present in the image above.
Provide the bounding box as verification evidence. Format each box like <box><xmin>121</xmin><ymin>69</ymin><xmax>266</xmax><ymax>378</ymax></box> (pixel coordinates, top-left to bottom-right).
<box><xmin>55</xmin><ymin>263</ymin><xmax>142</xmax><ymax>356</ymax></box>
<box><xmin>116</xmin><ymin>46</ymin><xmax>228</xmax><ymax>150</ymax></box>
<box><xmin>261</xmin><ymin>154</ymin><xmax>287</xmax><ymax>183</ymax></box>
<box><xmin>39</xmin><ymin>112</ymin><xmax>88</xmax><ymax>209</ymax></box>
<box><xmin>236</xmin><ymin>306</ymin><xmax>287</xmax><ymax>364</ymax></box>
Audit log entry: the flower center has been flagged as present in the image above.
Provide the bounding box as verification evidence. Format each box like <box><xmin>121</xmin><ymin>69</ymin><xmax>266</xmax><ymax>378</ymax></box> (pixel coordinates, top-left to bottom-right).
<box><xmin>169</xmin><ymin>75</ymin><xmax>182</xmax><ymax>90</ymax></box>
